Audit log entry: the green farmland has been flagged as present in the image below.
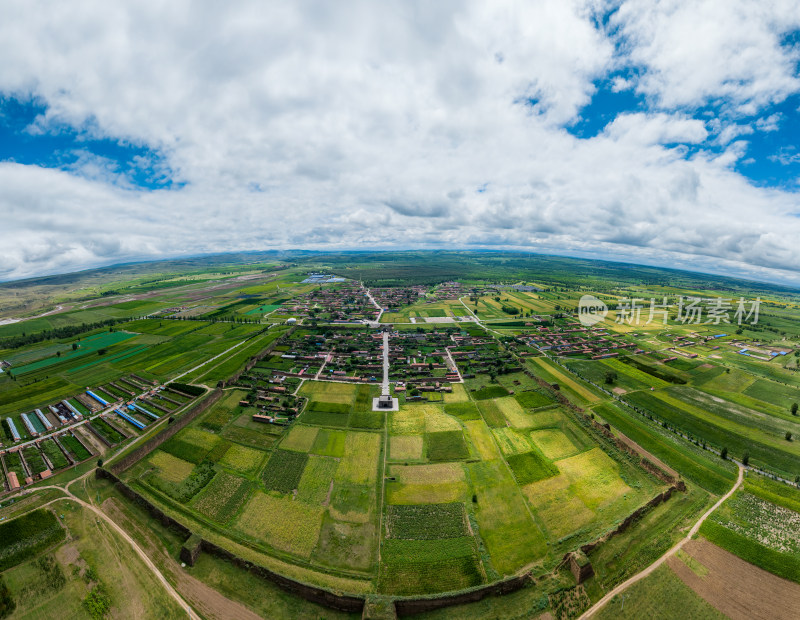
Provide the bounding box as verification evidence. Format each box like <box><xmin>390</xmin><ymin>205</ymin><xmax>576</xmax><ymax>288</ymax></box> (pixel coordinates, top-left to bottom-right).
<box><xmin>2</xmin><ymin>251</ymin><xmax>800</xmax><ymax>619</ymax></box>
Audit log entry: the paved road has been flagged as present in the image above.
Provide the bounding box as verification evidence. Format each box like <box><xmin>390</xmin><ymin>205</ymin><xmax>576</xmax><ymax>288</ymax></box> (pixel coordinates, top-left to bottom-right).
<box><xmin>580</xmin><ymin>463</ymin><xmax>745</xmax><ymax>619</ymax></box>
<box><xmin>364</xmin><ymin>287</ymin><xmax>384</xmax><ymax>324</ymax></box>
<box><xmin>444</xmin><ymin>344</ymin><xmax>464</xmax><ymax>382</ymax></box>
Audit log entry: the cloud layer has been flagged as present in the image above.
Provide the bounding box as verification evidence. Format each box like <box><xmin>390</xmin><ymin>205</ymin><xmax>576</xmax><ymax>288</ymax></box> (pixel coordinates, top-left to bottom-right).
<box><xmin>1</xmin><ymin>0</ymin><xmax>800</xmax><ymax>284</ymax></box>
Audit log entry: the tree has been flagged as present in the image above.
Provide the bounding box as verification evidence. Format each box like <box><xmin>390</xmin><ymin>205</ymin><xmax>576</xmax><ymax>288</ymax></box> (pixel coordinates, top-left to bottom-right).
<box><xmin>742</xmin><ymin>451</ymin><xmax>750</xmax><ymax>466</ymax></box>
<box><xmin>96</xmin><ymin>459</ymin><xmax>103</xmax><ymax>468</ymax></box>
<box><xmin>787</xmin><ymin>431</ymin><xmax>793</xmax><ymax>442</ymax></box>
<box><xmin>720</xmin><ymin>446</ymin><xmax>728</xmax><ymax>460</ymax></box>
<box><xmin>72</xmin><ymin>343</ymin><xmax>78</xmax><ymax>351</ymax></box>
<box><xmin>604</xmin><ymin>370</ymin><xmax>617</xmax><ymax>385</ymax></box>
<box><xmin>792</xmin><ymin>403</ymin><xmax>798</xmax><ymax>416</ymax></box>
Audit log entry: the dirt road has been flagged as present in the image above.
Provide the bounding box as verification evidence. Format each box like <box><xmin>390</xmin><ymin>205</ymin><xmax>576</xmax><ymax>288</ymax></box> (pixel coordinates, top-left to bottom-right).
<box><xmin>580</xmin><ymin>463</ymin><xmax>744</xmax><ymax>619</ymax></box>
<box><xmin>21</xmin><ymin>479</ymin><xmax>200</xmax><ymax>619</ymax></box>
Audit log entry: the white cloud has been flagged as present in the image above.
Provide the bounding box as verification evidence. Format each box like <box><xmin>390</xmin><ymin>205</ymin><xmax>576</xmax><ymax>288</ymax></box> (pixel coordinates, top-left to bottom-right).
<box><xmin>604</xmin><ymin>112</ymin><xmax>708</xmax><ymax>145</ymax></box>
<box><xmin>612</xmin><ymin>0</ymin><xmax>800</xmax><ymax>112</ymax></box>
<box><xmin>715</xmin><ymin>124</ymin><xmax>754</xmax><ymax>146</ymax></box>
<box><xmin>756</xmin><ymin>113</ymin><xmax>782</xmax><ymax>132</ymax></box>
<box><xmin>610</xmin><ymin>76</ymin><xmax>634</xmax><ymax>92</ymax></box>
<box><xmin>0</xmin><ymin>1</ymin><xmax>799</xmax><ymax>286</ymax></box>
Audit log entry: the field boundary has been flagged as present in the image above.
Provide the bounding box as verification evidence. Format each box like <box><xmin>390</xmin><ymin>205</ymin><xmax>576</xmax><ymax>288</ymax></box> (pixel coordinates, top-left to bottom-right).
<box><xmin>108</xmin><ymin>388</ymin><xmax>223</xmax><ymax>474</ymax></box>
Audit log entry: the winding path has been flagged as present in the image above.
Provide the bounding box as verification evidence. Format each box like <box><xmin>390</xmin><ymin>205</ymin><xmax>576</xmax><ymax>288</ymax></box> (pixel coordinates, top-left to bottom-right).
<box><xmin>580</xmin><ymin>463</ymin><xmax>745</xmax><ymax>619</ymax></box>
<box><xmin>10</xmin><ymin>476</ymin><xmax>200</xmax><ymax>619</ymax></box>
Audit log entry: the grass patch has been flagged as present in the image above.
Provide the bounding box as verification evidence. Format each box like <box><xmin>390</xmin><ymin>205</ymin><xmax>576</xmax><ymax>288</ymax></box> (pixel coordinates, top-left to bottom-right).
<box><xmin>505</xmin><ymin>450</ymin><xmax>558</xmax><ymax>485</ymax></box>
<box><xmin>514</xmin><ymin>391</ymin><xmax>552</xmax><ymax>409</ymax></box>
<box><xmin>426</xmin><ymin>430</ymin><xmax>470</xmax><ymax>461</ymax></box>
<box><xmin>311</xmin><ymin>429</ymin><xmax>347</xmax><ymax>457</ymax></box>
<box><xmin>471</xmin><ymin>385</ymin><xmax>510</xmax><ymax>400</ymax></box>
<box><xmin>444</xmin><ymin>402</ymin><xmax>480</xmax><ymax>420</ymax></box>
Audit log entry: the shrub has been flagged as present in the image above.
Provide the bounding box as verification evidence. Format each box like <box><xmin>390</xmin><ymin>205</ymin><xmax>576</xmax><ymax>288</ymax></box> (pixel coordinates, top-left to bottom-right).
<box><xmin>168</xmin><ymin>382</ymin><xmax>206</xmax><ymax>397</ymax></box>
<box><xmin>0</xmin><ymin>576</ymin><xmax>14</xmax><ymax>619</ymax></box>
<box><xmin>82</xmin><ymin>584</ymin><xmax>111</xmax><ymax>620</ymax></box>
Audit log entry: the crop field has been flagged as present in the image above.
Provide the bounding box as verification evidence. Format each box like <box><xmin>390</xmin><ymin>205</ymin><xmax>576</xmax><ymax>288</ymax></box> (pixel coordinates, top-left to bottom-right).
<box><xmin>219</xmin><ymin>443</ymin><xmax>265</xmax><ymax>474</ymax></box>
<box><xmin>701</xmin><ymin>480</ymin><xmax>800</xmax><ymax>583</ymax></box>
<box><xmin>60</xmin><ymin>434</ymin><xmax>91</xmax><ymax>461</ymax></box>
<box><xmin>90</xmin><ymin>418</ymin><xmax>125</xmax><ymax>444</ymax></box>
<box><xmin>426</xmin><ymin>430</ymin><xmax>470</xmax><ymax>461</ymax></box>
<box><xmin>505</xmin><ymin>449</ymin><xmax>558</xmax><ymax>484</ymax></box>
<box><xmin>297</xmin><ymin>455</ymin><xmax>339</xmax><ymax>504</ymax></box>
<box><xmin>594</xmin><ymin>564</ymin><xmax>725</xmax><ymax>620</ymax></box>
<box><xmin>336</xmin><ymin>431</ymin><xmax>381</xmax><ymax>485</ymax></box>
<box><xmin>0</xmin><ymin>509</ymin><xmax>65</xmax><ymax>571</ymax></box>
<box><xmin>624</xmin><ymin>388</ymin><xmax>800</xmax><ymax>476</ymax></box>
<box><xmin>469</xmin><ymin>459</ymin><xmax>548</xmax><ymax>574</ymax></box>
<box><xmin>281</xmin><ymin>424</ymin><xmax>319</xmax><ymax>452</ymax></box>
<box><xmin>262</xmin><ymin>449</ymin><xmax>309</xmax><ymax>493</ymax></box>
<box><xmin>149</xmin><ymin>450</ymin><xmax>195</xmax><ymax>483</ymax></box>
<box><xmin>40</xmin><ymin>438</ymin><xmax>69</xmax><ymax>469</ymax></box>
<box><xmin>389</xmin><ymin>435</ymin><xmax>424</xmax><ymax>460</ymax></box>
<box><xmin>191</xmin><ymin>472</ymin><xmax>253</xmax><ymax>523</ymax></box>
<box><xmin>386</xmin><ymin>503</ymin><xmax>469</xmax><ymax>539</ymax></box>
<box><xmin>17</xmin><ymin>255</ymin><xmax>796</xmax><ymax>613</ymax></box>
<box><xmin>592</xmin><ymin>402</ymin><xmax>736</xmax><ymax>494</ymax></box>
<box><xmin>311</xmin><ymin>428</ymin><xmax>347</xmax><ymax>457</ymax></box>
<box><xmin>528</xmin><ymin>357</ymin><xmax>603</xmax><ymax>405</ymax></box>
<box><xmin>378</xmin><ymin>537</ymin><xmax>483</xmax><ymax>595</ymax></box>
<box><xmin>236</xmin><ymin>491</ymin><xmax>325</xmax><ymax>557</ymax></box>
<box><xmin>298</xmin><ymin>381</ymin><xmax>357</xmax><ymax>404</ymax></box>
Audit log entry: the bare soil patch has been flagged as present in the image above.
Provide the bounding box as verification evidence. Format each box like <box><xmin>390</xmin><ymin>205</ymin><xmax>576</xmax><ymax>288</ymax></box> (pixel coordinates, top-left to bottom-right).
<box><xmin>102</xmin><ymin>498</ymin><xmax>261</xmax><ymax>620</ymax></box>
<box><xmin>668</xmin><ymin>538</ymin><xmax>800</xmax><ymax>620</ymax></box>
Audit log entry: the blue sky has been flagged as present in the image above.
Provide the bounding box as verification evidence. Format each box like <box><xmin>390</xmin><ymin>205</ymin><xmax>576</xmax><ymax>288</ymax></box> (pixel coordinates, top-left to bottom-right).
<box><xmin>1</xmin><ymin>1</ymin><xmax>800</xmax><ymax>286</ymax></box>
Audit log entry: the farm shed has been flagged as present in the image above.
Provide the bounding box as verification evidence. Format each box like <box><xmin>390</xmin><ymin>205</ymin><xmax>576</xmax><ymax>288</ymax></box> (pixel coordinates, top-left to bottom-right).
<box><xmin>5</xmin><ymin>418</ymin><xmax>20</xmax><ymax>441</ymax></box>
<box><xmin>114</xmin><ymin>409</ymin><xmax>145</xmax><ymax>430</ymax></box>
<box><xmin>86</xmin><ymin>390</ymin><xmax>109</xmax><ymax>406</ymax></box>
